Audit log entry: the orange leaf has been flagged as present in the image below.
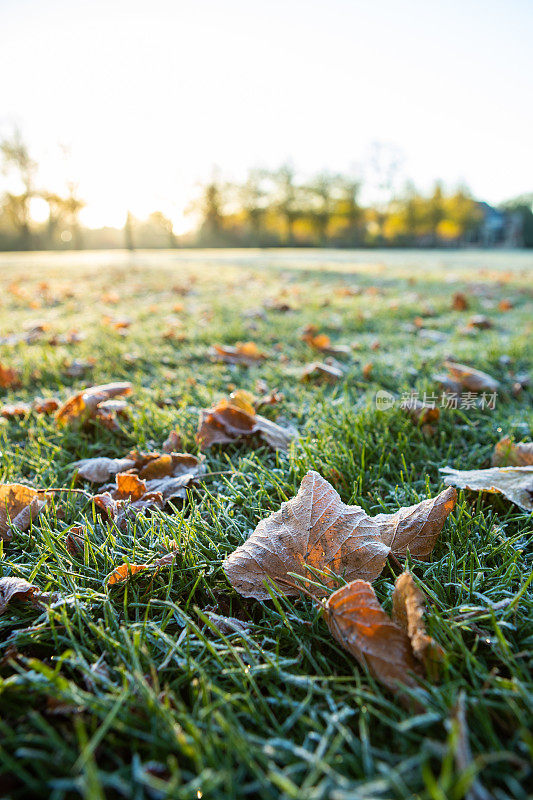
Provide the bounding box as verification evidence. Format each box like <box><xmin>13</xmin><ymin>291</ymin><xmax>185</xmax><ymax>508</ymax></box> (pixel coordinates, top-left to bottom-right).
<box><xmin>0</xmin><ymin>364</ymin><xmax>21</xmax><ymax>389</ymax></box>
<box><xmin>325</xmin><ymin>580</ymin><xmax>421</xmax><ymax>692</ymax></box>
<box><xmin>107</xmin><ymin>563</ymin><xmax>149</xmax><ymax>585</ymax></box>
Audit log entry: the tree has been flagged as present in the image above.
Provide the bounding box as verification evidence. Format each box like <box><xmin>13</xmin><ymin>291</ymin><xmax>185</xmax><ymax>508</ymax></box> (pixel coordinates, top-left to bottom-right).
<box><xmin>307</xmin><ymin>172</ymin><xmax>337</xmax><ymax>245</ymax></box>
<box><xmin>124</xmin><ymin>211</ymin><xmax>135</xmax><ymax>251</ymax></box>
<box><xmin>1</xmin><ymin>130</ymin><xmax>37</xmax><ymax>248</ymax></box>
<box><xmin>427</xmin><ymin>182</ymin><xmax>445</xmax><ymax>245</ymax></box>
<box><xmin>62</xmin><ymin>182</ymin><xmax>85</xmax><ymax>249</ymax></box>
<box><xmin>148</xmin><ymin>211</ymin><xmax>177</xmax><ymax>248</ymax></box>
<box><xmin>41</xmin><ymin>191</ymin><xmax>65</xmax><ymax>247</ymax></box>
<box><xmin>272</xmin><ymin>164</ymin><xmax>301</xmax><ymax>244</ymax></box>
<box><xmin>336</xmin><ymin>176</ymin><xmax>363</xmax><ymax>245</ymax></box>
<box><xmin>239</xmin><ymin>169</ymin><xmax>268</xmax><ymax>241</ymax></box>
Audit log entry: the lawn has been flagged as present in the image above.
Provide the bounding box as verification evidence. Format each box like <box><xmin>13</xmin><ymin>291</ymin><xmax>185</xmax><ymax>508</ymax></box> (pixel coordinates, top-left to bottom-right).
<box><xmin>0</xmin><ymin>248</ymin><xmax>531</xmax><ymax>800</ymax></box>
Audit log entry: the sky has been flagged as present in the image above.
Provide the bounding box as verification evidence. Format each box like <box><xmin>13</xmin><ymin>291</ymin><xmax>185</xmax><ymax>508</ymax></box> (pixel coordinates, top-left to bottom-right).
<box><xmin>0</xmin><ymin>0</ymin><xmax>532</xmax><ymax>230</ymax></box>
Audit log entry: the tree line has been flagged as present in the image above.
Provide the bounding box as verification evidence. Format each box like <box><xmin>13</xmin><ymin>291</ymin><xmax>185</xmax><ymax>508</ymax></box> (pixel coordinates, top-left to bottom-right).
<box><xmin>1</xmin><ymin>131</ymin><xmax>532</xmax><ymax>250</ymax></box>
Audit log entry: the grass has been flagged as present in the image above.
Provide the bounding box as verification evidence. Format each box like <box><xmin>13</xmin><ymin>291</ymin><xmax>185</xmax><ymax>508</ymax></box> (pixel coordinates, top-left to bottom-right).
<box><xmin>0</xmin><ymin>248</ymin><xmax>531</xmax><ymax>800</ymax></box>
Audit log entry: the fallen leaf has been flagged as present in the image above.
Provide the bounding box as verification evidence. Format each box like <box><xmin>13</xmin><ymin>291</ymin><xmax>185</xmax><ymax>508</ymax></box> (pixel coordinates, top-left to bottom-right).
<box><xmin>56</xmin><ymin>381</ymin><xmax>132</xmax><ymax>427</ymax></box>
<box><xmin>0</xmin><ymin>576</ymin><xmax>40</xmax><ymax>615</ymax></box>
<box><xmin>132</xmin><ymin>452</ymin><xmax>206</xmax><ymax>501</ymax></box>
<box><xmin>223</xmin><ymin>471</ymin><xmax>455</xmax><ymax>599</ymax></box>
<box><xmin>301</xmin><ymin>362</ymin><xmax>343</xmax><ymax>383</ymax></box>
<box><xmin>204</xmin><ymin>612</ymin><xmax>251</xmax><ymax>635</ymax></box>
<box><xmin>106</xmin><ymin>549</ymin><xmax>179</xmax><ymax>585</ymax></box>
<box><xmin>404</xmin><ymin>400</ymin><xmax>440</xmax><ymax>425</ymax></box>
<box><xmin>452</xmin><ymin>292</ymin><xmax>469</xmax><ymax>311</ymax></box>
<box><xmin>324</xmin><ymin>579</ymin><xmax>421</xmax><ymax>692</ymax></box>
<box><xmin>0</xmin><ymin>484</ymin><xmax>49</xmax><ymax>541</ymax></box>
<box><xmin>467</xmin><ymin>315</ymin><xmax>492</xmax><ymax>330</ymax></box>
<box><xmin>162</xmin><ymin>430</ymin><xmax>182</xmax><ymax>453</ymax></box>
<box><xmin>0</xmin><ymin>364</ymin><xmax>21</xmax><ymax>389</ymax></box>
<box><xmin>392</xmin><ymin>572</ymin><xmax>444</xmax><ymax>678</ymax></box>
<box><xmin>441</xmin><ymin>465</ymin><xmax>533</xmax><ymax>511</ymax></box>
<box><xmin>491</xmin><ymin>436</ymin><xmax>533</xmax><ymax>467</ymax></box>
<box><xmin>442</xmin><ymin>361</ymin><xmax>499</xmax><ymax>392</ymax></box>
<box><xmin>65</xmin><ymin>526</ymin><xmax>86</xmax><ymax>557</ymax></box>
<box><xmin>0</xmin><ymin>402</ymin><xmax>31</xmax><ymax>418</ymax></box>
<box><xmin>113</xmin><ymin>473</ymin><xmax>147</xmax><ymax>501</ymax></box>
<box><xmin>301</xmin><ymin>326</ymin><xmax>350</xmax><ymax>356</ymax></box>
<box><xmin>73</xmin><ymin>456</ymin><xmax>137</xmax><ymax>482</ymax></box>
<box><xmin>498</xmin><ymin>299</ymin><xmax>513</xmax><ymax>312</ymax></box>
<box><xmin>107</xmin><ymin>563</ymin><xmax>149</xmax><ymax>585</ymax></box>
<box><xmin>197</xmin><ymin>396</ymin><xmax>295</xmax><ymax>452</ymax></box>
<box><xmin>65</xmin><ymin>358</ymin><xmax>96</xmax><ymax>378</ymax></box>
<box><xmin>33</xmin><ymin>398</ymin><xmax>60</xmax><ymax>414</ymax></box>
<box><xmin>210</xmin><ymin>342</ymin><xmax>266</xmax><ymax>366</ymax></box>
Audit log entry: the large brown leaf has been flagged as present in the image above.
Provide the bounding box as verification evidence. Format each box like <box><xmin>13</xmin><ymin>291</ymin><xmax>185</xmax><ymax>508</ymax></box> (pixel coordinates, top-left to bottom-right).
<box><xmin>223</xmin><ymin>471</ymin><xmax>456</xmax><ymax>599</ymax></box>
<box><xmin>441</xmin><ymin>465</ymin><xmax>533</xmax><ymax>511</ymax></box>
<box><xmin>491</xmin><ymin>436</ymin><xmax>533</xmax><ymax>467</ymax></box>
<box><xmin>325</xmin><ymin>579</ymin><xmax>421</xmax><ymax>691</ymax></box>
<box><xmin>0</xmin><ymin>484</ymin><xmax>49</xmax><ymax>541</ymax></box>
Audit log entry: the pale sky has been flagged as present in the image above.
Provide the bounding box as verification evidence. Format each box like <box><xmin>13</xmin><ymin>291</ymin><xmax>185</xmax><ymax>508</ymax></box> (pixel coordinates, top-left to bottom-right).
<box><xmin>0</xmin><ymin>0</ymin><xmax>532</xmax><ymax>230</ymax></box>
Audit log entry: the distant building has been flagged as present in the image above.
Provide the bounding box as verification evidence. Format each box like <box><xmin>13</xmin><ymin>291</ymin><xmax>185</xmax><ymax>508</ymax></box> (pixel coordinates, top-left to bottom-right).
<box><xmin>470</xmin><ymin>202</ymin><xmax>525</xmax><ymax>247</ymax></box>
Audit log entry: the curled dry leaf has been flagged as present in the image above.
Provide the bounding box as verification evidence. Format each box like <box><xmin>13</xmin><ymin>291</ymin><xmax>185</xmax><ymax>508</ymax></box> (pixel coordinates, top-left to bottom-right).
<box><xmin>210</xmin><ymin>342</ymin><xmax>266</xmax><ymax>366</ymax></box>
<box><xmin>301</xmin><ymin>362</ymin><xmax>343</xmax><ymax>383</ymax></box>
<box><xmin>441</xmin><ymin>465</ymin><xmax>533</xmax><ymax>511</ymax></box>
<box><xmin>65</xmin><ymin>526</ymin><xmax>86</xmax><ymax>557</ymax></box>
<box><xmin>0</xmin><ymin>484</ymin><xmax>49</xmax><ymax>541</ymax></box>
<box><xmin>325</xmin><ymin>579</ymin><xmax>421</xmax><ymax>692</ymax></box>
<box><xmin>33</xmin><ymin>398</ymin><xmax>60</xmax><ymax>414</ymax></box>
<box><xmin>134</xmin><ymin>452</ymin><xmax>206</xmax><ymax>502</ymax></box>
<box><xmin>93</xmin><ymin>473</ymin><xmax>164</xmax><ymax>528</ymax></box>
<box><xmin>0</xmin><ymin>576</ymin><xmax>40</xmax><ymax>615</ymax></box>
<box><xmin>0</xmin><ymin>402</ymin><xmax>31</xmax><ymax>418</ymax></box>
<box><xmin>56</xmin><ymin>381</ymin><xmax>132</xmax><ymax>428</ymax></box>
<box><xmin>491</xmin><ymin>436</ymin><xmax>533</xmax><ymax>467</ymax></box>
<box><xmin>106</xmin><ymin>549</ymin><xmax>178</xmax><ymax>585</ymax></box>
<box><xmin>0</xmin><ymin>397</ymin><xmax>60</xmax><ymax>419</ymax></box>
<box><xmin>73</xmin><ymin>456</ymin><xmax>137</xmax><ymax>482</ymax></box>
<box><xmin>229</xmin><ymin>387</ymin><xmax>283</xmax><ymax>411</ymax></box>
<box><xmin>197</xmin><ymin>395</ymin><xmax>295</xmax><ymax>452</ymax></box>
<box><xmin>223</xmin><ymin>471</ymin><xmax>456</xmax><ymax>599</ymax></box>
<box><xmin>204</xmin><ymin>612</ymin><xmax>251</xmax><ymax>635</ymax></box>
<box><xmin>392</xmin><ymin>572</ymin><xmax>444</xmax><ymax>679</ymax></box>
<box><xmin>442</xmin><ymin>361</ymin><xmax>499</xmax><ymax>393</ymax></box>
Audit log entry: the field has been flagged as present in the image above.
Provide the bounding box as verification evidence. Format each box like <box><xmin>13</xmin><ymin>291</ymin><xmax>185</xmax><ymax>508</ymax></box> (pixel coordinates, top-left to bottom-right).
<box><xmin>0</xmin><ymin>248</ymin><xmax>532</xmax><ymax>800</ymax></box>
